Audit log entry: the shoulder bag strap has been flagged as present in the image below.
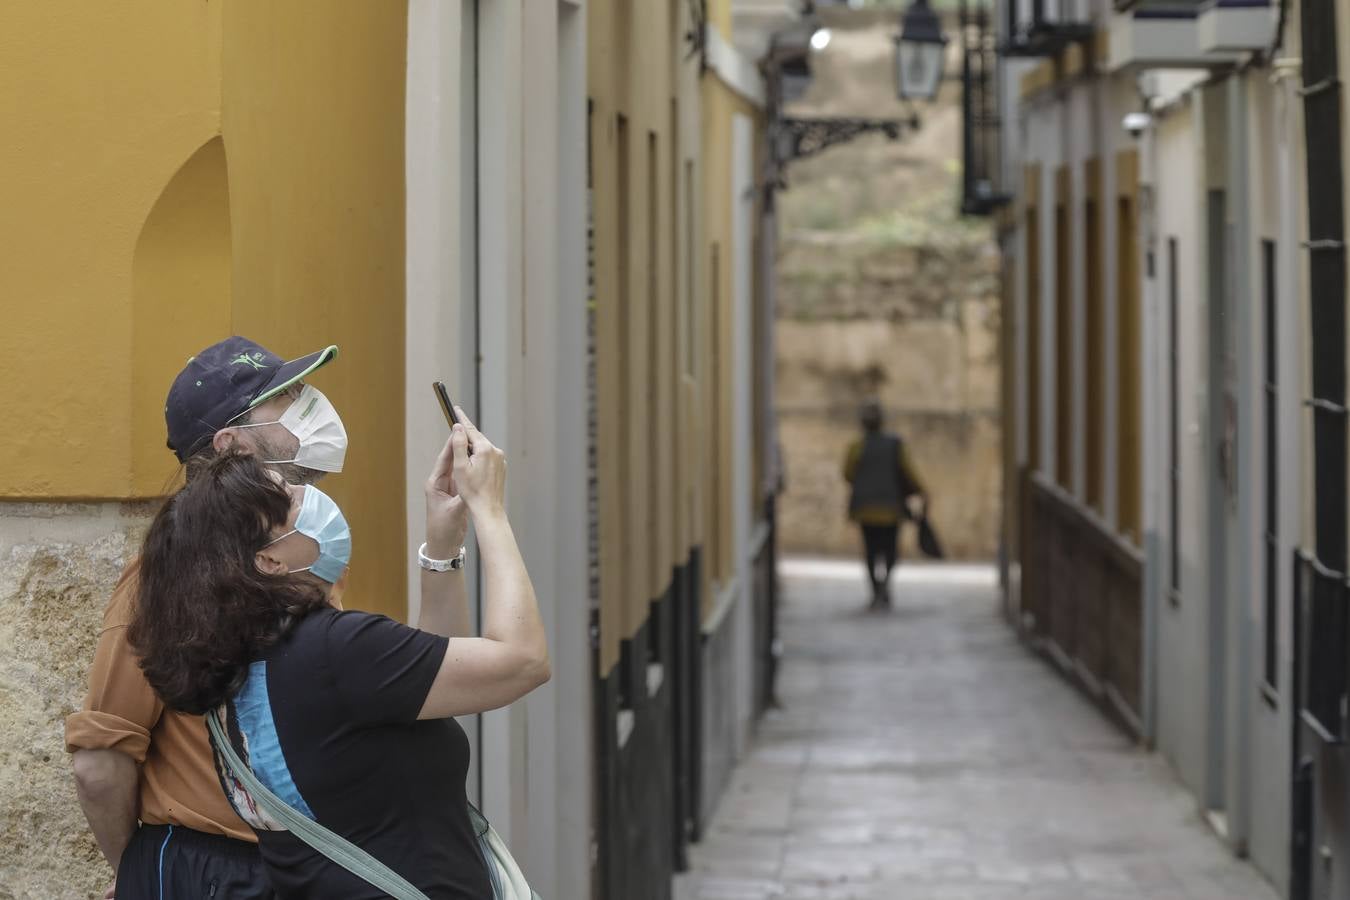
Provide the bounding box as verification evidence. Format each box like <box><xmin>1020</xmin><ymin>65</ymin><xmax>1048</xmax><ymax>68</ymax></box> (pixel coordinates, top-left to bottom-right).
<box><xmin>205</xmin><ymin>711</ymin><xmax>430</xmax><ymax>900</ymax></box>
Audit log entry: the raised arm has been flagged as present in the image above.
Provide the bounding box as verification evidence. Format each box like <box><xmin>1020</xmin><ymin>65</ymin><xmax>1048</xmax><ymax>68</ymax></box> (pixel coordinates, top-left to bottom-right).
<box><xmin>418</xmin><ymin>409</ymin><xmax>550</xmax><ymax>719</ymax></box>
<box><xmin>414</xmin><ymin>435</ymin><xmax>472</xmax><ymax>638</ymax></box>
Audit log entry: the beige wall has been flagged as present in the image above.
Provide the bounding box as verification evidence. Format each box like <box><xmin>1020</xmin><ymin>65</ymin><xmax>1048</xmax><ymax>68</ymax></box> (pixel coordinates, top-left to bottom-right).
<box><xmin>771</xmin><ymin>20</ymin><xmax>999</xmax><ymax>563</ymax></box>
<box><xmin>0</xmin><ymin>504</ymin><xmax>152</xmax><ymax>898</ymax></box>
<box><xmin>587</xmin><ymin>0</ymin><xmax>765</xmax><ymax>666</ymax></box>
<box><xmin>700</xmin><ymin>79</ymin><xmax>762</xmax><ymax>600</ymax></box>
<box><xmin>588</xmin><ymin>0</ymin><xmax>686</xmax><ymax>673</ymax></box>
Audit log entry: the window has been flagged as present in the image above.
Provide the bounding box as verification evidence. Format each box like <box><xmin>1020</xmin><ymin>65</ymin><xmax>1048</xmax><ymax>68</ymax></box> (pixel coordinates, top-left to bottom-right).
<box><xmin>1054</xmin><ymin>166</ymin><xmax>1073</xmax><ymax>489</ymax></box>
<box><xmin>1025</xmin><ymin>165</ymin><xmax>1042</xmax><ymax>472</ymax></box>
<box><xmin>1116</xmin><ymin>153</ymin><xmax>1142</xmax><ymax>541</ymax></box>
<box><xmin>1262</xmin><ymin>239</ymin><xmax>1279</xmax><ymax>698</ymax></box>
<box><xmin>1084</xmin><ymin>160</ymin><xmax>1104</xmax><ymax>510</ymax></box>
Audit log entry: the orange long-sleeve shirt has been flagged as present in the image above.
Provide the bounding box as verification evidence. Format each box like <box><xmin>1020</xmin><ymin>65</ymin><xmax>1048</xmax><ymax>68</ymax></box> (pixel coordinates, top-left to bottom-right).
<box><xmin>65</xmin><ymin>559</ymin><xmax>347</xmax><ymax>842</ymax></box>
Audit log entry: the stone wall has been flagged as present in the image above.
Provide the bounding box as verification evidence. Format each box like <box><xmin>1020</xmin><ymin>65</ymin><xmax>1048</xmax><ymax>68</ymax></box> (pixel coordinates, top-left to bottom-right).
<box><xmin>773</xmin><ymin>19</ymin><xmax>1001</xmax><ymax>564</ymax></box>
<box><xmin>0</xmin><ymin>503</ymin><xmax>153</xmax><ymax>900</ymax></box>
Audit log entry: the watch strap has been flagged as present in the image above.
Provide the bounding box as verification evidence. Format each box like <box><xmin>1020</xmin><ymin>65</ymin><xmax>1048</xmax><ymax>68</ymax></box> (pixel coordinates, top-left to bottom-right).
<box><xmin>418</xmin><ymin>542</ymin><xmax>466</xmax><ymax>572</ymax></box>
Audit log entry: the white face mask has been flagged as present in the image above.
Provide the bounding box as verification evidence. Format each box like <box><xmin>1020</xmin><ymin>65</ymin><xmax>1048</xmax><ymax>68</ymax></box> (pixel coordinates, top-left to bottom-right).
<box><xmin>237</xmin><ymin>385</ymin><xmax>348</xmax><ymax>473</ymax></box>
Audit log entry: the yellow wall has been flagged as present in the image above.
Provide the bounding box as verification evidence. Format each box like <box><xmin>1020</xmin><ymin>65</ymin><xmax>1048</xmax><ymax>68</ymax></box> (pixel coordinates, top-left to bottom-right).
<box><xmin>588</xmin><ymin>0</ymin><xmax>684</xmax><ymax>675</ymax></box>
<box><xmin>0</xmin><ymin>2</ymin><xmax>224</xmax><ymax>497</ymax></box>
<box><xmin>0</xmin><ymin>1</ymin><xmax>408</xmax><ymax>617</ymax></box>
<box><xmin>221</xmin><ymin>2</ymin><xmax>408</xmax><ymax>618</ymax></box>
<box><xmin>708</xmin><ymin>0</ymin><xmax>734</xmax><ymax>43</ymax></box>
<box><xmin>131</xmin><ymin>138</ymin><xmax>234</xmax><ymax>493</ymax></box>
<box><xmin>699</xmin><ymin>77</ymin><xmax>761</xmax><ymax>613</ymax></box>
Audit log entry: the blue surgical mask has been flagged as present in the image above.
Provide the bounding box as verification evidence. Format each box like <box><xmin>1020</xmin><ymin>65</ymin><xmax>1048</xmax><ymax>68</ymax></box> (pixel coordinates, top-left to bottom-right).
<box><xmin>266</xmin><ymin>485</ymin><xmax>352</xmax><ymax>584</ymax></box>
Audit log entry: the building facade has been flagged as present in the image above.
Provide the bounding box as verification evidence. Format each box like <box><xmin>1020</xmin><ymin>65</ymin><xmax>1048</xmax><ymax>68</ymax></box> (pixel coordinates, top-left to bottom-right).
<box><xmin>586</xmin><ymin>0</ymin><xmax>776</xmax><ymax>895</ymax></box>
<box><xmin>991</xmin><ymin>0</ymin><xmax>1350</xmax><ymax>895</ymax></box>
<box><xmin>0</xmin><ymin>1</ymin><xmax>776</xmax><ymax>897</ymax></box>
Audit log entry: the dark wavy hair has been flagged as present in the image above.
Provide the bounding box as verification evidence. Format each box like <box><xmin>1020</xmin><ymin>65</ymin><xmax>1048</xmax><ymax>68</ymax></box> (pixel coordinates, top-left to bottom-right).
<box><xmin>128</xmin><ymin>452</ymin><xmax>330</xmax><ymax>714</ymax></box>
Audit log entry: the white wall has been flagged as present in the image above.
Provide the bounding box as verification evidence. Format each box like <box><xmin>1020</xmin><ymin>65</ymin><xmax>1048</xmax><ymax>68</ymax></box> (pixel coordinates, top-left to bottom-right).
<box><xmin>1152</xmin><ymin>97</ymin><xmax>1210</xmax><ymax>800</ymax></box>
<box><xmin>475</xmin><ymin>0</ymin><xmax>529</xmax><ymax>846</ymax></box>
<box><xmin>1241</xmin><ymin>64</ymin><xmax>1304</xmax><ymax>893</ymax></box>
<box><xmin>405</xmin><ymin>0</ymin><xmax>472</xmax><ymax>625</ymax></box>
<box><xmin>405</xmin><ymin>2</ymin><xmax>591</xmax><ymax>895</ymax></box>
<box><xmin>405</xmin><ymin>0</ymin><xmax>483</xmax><ymax>804</ymax></box>
<box><xmin>550</xmin><ymin>8</ymin><xmax>591</xmax><ymax>897</ymax></box>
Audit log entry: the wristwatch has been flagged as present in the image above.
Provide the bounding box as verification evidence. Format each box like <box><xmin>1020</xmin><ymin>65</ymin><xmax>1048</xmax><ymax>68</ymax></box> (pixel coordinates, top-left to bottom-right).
<box><xmin>418</xmin><ymin>542</ymin><xmax>467</xmax><ymax>572</ymax></box>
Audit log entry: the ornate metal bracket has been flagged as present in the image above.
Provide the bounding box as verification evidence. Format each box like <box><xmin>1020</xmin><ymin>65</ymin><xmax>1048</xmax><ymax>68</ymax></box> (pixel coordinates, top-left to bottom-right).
<box><xmin>773</xmin><ymin>115</ymin><xmax>919</xmax><ymax>167</ymax></box>
<box><xmin>684</xmin><ymin>0</ymin><xmax>708</xmax><ymax>69</ymax></box>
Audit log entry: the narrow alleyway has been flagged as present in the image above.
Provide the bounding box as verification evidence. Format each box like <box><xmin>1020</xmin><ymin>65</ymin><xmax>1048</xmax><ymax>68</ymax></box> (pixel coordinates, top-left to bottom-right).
<box><xmin>675</xmin><ymin>560</ymin><xmax>1279</xmax><ymax>900</ymax></box>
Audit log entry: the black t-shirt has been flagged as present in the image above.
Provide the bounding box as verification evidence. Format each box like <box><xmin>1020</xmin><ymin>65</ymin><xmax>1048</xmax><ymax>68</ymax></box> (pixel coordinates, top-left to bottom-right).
<box><xmin>213</xmin><ymin>607</ymin><xmax>493</xmax><ymax>899</ymax></box>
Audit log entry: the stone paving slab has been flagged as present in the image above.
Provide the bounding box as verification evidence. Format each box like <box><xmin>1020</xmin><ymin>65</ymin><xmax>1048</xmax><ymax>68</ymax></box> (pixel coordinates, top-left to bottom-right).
<box><xmin>674</xmin><ymin>561</ymin><xmax>1279</xmax><ymax>900</ymax></box>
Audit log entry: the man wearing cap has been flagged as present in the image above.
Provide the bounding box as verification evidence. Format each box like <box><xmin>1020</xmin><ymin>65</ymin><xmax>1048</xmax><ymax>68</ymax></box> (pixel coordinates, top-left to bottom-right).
<box><xmin>66</xmin><ymin>337</ymin><xmax>345</xmax><ymax>899</ymax></box>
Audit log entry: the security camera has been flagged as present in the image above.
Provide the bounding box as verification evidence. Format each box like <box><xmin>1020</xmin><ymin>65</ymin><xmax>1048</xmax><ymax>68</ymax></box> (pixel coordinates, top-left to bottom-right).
<box><xmin>1122</xmin><ymin>112</ymin><xmax>1152</xmax><ymax>138</ymax></box>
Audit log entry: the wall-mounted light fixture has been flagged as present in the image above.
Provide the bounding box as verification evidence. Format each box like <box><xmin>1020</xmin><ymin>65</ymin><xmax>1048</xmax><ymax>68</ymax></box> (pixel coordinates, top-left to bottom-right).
<box><xmin>895</xmin><ymin>0</ymin><xmax>949</xmax><ymax>102</ymax></box>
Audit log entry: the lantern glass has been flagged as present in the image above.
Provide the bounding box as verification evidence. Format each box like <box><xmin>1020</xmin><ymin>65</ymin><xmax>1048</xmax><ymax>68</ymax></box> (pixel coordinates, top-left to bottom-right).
<box><xmin>895</xmin><ymin>38</ymin><xmax>944</xmax><ymax>101</ymax></box>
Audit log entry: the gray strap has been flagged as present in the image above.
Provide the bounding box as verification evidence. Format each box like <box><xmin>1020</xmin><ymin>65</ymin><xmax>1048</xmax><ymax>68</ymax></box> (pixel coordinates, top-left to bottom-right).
<box><xmin>206</xmin><ymin>711</ymin><xmax>430</xmax><ymax>900</ymax></box>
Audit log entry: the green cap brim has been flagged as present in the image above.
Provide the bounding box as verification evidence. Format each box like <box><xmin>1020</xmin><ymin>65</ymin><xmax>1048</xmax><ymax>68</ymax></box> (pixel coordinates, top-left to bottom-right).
<box><xmin>249</xmin><ymin>344</ymin><xmax>340</xmax><ymax>408</ymax></box>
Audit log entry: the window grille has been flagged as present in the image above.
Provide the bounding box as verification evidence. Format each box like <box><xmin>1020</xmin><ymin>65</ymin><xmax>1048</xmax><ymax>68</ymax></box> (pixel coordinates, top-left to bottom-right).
<box><xmin>587</xmin><ymin>103</ymin><xmax>600</xmax><ymax>627</ymax></box>
<box><xmin>1168</xmin><ymin>238</ymin><xmax>1181</xmax><ymax>600</ymax></box>
<box><xmin>960</xmin><ymin>0</ymin><xmax>1009</xmax><ymax>215</ymax></box>
<box><xmin>1004</xmin><ymin>0</ymin><xmax>1093</xmax><ymax>56</ymax></box>
<box><xmin>1298</xmin><ymin>0</ymin><xmax>1349</xmax><ymax>741</ymax></box>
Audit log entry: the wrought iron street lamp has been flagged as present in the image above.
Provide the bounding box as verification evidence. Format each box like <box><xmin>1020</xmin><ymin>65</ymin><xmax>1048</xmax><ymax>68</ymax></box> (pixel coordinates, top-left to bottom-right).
<box><xmin>895</xmin><ymin>0</ymin><xmax>948</xmax><ymax>102</ymax></box>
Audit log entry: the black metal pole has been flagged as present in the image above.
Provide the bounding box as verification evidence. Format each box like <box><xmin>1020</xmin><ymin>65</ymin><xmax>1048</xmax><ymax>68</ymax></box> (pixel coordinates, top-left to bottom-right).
<box><xmin>960</xmin><ymin>0</ymin><xmax>976</xmax><ymax>213</ymax></box>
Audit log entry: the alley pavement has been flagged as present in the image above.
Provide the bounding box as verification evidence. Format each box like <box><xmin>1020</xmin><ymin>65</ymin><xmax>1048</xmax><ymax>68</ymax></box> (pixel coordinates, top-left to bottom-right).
<box><xmin>674</xmin><ymin>559</ymin><xmax>1279</xmax><ymax>900</ymax></box>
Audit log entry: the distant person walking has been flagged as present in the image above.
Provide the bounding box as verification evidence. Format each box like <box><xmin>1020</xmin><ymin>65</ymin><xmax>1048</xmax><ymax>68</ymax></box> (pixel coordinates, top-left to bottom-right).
<box><xmin>842</xmin><ymin>401</ymin><xmax>928</xmax><ymax>609</ymax></box>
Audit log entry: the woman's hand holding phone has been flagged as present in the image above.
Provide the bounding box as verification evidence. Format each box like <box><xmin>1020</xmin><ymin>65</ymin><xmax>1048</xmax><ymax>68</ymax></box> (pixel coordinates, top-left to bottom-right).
<box><xmin>424</xmin><ymin>403</ymin><xmax>506</xmax><ymax>558</ymax></box>
<box><xmin>425</xmin><ymin>434</ymin><xmax>469</xmax><ymax>559</ymax></box>
<box><xmin>447</xmin><ymin>406</ymin><xmax>506</xmax><ymax>522</ymax></box>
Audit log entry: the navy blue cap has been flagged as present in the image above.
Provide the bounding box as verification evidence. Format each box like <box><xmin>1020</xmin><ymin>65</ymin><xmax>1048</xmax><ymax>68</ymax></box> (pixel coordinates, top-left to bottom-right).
<box><xmin>165</xmin><ymin>336</ymin><xmax>339</xmax><ymax>462</ymax></box>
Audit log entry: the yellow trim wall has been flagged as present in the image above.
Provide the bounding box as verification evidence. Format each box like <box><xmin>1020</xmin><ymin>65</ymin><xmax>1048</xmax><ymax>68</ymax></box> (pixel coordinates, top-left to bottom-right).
<box><xmin>0</xmin><ymin>1</ymin><xmax>409</xmax><ymax>617</ymax></box>
<box><xmin>588</xmin><ymin>0</ymin><xmax>685</xmax><ymax>675</ymax></box>
<box><xmin>700</xmin><ymin>77</ymin><xmax>761</xmax><ymax>609</ymax></box>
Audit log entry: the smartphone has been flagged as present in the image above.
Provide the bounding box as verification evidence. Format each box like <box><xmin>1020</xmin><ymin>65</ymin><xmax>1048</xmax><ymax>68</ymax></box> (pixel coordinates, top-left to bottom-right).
<box><xmin>432</xmin><ymin>382</ymin><xmax>474</xmax><ymax>455</ymax></box>
<box><xmin>432</xmin><ymin>381</ymin><xmax>461</xmax><ymax>429</ymax></box>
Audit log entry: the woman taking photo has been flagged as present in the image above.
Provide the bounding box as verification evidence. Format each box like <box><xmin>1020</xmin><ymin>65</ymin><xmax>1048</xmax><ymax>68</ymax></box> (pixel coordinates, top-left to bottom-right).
<box><xmin>128</xmin><ymin>409</ymin><xmax>547</xmax><ymax>898</ymax></box>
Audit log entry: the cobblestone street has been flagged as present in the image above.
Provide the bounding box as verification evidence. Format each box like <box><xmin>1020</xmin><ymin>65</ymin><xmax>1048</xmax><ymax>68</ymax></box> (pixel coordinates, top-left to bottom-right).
<box><xmin>675</xmin><ymin>560</ymin><xmax>1279</xmax><ymax>900</ymax></box>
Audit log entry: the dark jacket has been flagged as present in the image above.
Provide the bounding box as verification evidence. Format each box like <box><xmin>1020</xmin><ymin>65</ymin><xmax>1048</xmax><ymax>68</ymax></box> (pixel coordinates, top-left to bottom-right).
<box><xmin>844</xmin><ymin>432</ymin><xmax>922</xmax><ymax>524</ymax></box>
